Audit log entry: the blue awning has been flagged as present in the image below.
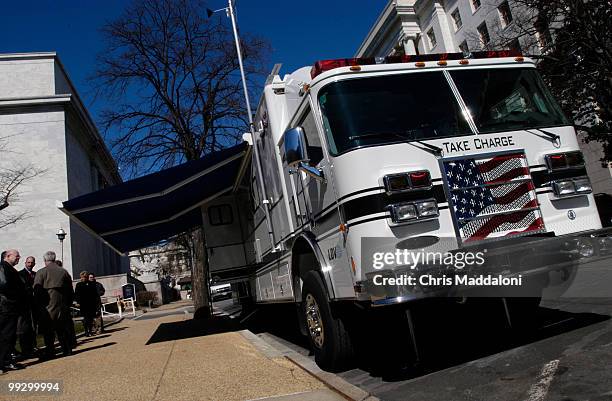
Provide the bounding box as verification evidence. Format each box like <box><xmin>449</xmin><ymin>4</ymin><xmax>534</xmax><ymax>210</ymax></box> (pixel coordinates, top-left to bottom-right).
<box><xmin>60</xmin><ymin>143</ymin><xmax>250</xmax><ymax>254</ymax></box>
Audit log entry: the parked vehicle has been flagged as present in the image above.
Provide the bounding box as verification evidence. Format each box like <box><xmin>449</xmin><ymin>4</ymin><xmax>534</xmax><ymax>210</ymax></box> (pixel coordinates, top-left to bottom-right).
<box><xmin>203</xmin><ymin>51</ymin><xmax>610</xmax><ymax>371</ymax></box>
<box><xmin>211</xmin><ymin>284</ymin><xmax>232</xmax><ymax>301</ymax></box>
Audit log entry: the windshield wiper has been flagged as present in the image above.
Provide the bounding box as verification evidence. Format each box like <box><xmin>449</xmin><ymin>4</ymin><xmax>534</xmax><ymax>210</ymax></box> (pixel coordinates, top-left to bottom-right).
<box><xmin>413</xmin><ymin>140</ymin><xmax>444</xmax><ymax>157</ymax></box>
<box><xmin>348</xmin><ymin>131</ymin><xmax>444</xmax><ymax>157</ymax></box>
<box><xmin>525</xmin><ymin>128</ymin><xmax>561</xmax><ymax>145</ymax></box>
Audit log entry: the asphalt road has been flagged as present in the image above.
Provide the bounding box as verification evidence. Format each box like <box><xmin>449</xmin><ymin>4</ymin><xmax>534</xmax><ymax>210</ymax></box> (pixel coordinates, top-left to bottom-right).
<box><xmin>222</xmin><ymin>257</ymin><xmax>612</xmax><ymax>401</ymax></box>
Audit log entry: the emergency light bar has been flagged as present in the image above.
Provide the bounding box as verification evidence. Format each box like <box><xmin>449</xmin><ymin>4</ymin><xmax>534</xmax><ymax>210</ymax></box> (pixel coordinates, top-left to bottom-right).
<box><xmin>310</xmin><ymin>50</ymin><xmax>523</xmax><ymax>79</ymax></box>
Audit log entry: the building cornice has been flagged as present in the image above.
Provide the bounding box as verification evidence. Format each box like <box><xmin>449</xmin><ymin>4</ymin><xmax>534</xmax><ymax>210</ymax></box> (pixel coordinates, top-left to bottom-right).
<box><xmin>356</xmin><ymin>0</ymin><xmax>424</xmax><ymax>57</ymax></box>
<box><xmin>355</xmin><ymin>1</ymin><xmax>398</xmax><ymax>57</ymax></box>
<box><xmin>0</xmin><ymin>52</ymin><xmax>57</xmax><ymax>61</ymax></box>
<box><xmin>0</xmin><ymin>52</ymin><xmax>122</xmax><ymax>184</ymax></box>
<box><xmin>52</xmin><ymin>55</ymin><xmax>123</xmax><ymax>184</ymax></box>
<box><xmin>0</xmin><ymin>94</ymin><xmax>71</xmax><ymax>108</ymax></box>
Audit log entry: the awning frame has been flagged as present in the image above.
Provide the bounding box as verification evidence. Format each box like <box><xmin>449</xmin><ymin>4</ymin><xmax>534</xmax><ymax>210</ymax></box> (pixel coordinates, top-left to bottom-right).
<box><xmin>59</xmin><ymin>144</ymin><xmax>251</xmax><ymax>255</ymax></box>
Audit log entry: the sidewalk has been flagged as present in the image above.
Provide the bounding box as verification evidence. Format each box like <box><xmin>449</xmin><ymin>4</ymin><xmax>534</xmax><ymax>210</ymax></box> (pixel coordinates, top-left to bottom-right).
<box><xmin>1</xmin><ymin>311</ymin><xmax>346</xmax><ymax>401</ymax></box>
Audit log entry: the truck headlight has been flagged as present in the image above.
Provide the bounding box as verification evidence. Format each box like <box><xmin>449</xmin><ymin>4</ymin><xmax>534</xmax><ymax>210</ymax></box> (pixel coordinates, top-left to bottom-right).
<box><xmin>416</xmin><ymin>200</ymin><xmax>439</xmax><ymax>217</ymax></box>
<box><xmin>573</xmin><ymin>177</ymin><xmax>592</xmax><ymax>194</ymax></box>
<box><xmin>552</xmin><ymin>177</ymin><xmax>592</xmax><ymax>197</ymax></box>
<box><xmin>390</xmin><ymin>203</ymin><xmax>418</xmax><ymax>222</ymax></box>
<box><xmin>552</xmin><ymin>180</ymin><xmax>576</xmax><ymax>196</ymax></box>
<box><xmin>389</xmin><ymin>200</ymin><xmax>439</xmax><ymax>224</ymax></box>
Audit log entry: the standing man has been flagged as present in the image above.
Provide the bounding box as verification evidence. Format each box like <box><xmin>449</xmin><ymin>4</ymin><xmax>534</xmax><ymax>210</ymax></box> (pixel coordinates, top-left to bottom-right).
<box><xmin>75</xmin><ymin>271</ymin><xmax>96</xmax><ymax>337</ymax></box>
<box><xmin>17</xmin><ymin>256</ymin><xmax>37</xmax><ymax>357</ymax></box>
<box><xmin>89</xmin><ymin>273</ymin><xmax>105</xmax><ymax>334</ymax></box>
<box><xmin>33</xmin><ymin>251</ymin><xmax>74</xmax><ymax>359</ymax></box>
<box><xmin>0</xmin><ymin>249</ymin><xmax>25</xmax><ymax>373</ymax></box>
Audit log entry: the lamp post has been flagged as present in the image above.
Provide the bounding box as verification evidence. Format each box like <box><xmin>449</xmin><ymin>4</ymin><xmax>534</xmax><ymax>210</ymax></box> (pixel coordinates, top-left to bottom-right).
<box><xmin>56</xmin><ymin>228</ymin><xmax>67</xmax><ymax>263</ymax></box>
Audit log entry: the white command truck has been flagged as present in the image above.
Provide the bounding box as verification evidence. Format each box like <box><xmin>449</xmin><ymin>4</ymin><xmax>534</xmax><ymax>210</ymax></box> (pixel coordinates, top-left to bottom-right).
<box><xmin>203</xmin><ymin>51</ymin><xmax>611</xmax><ymax>371</ymax></box>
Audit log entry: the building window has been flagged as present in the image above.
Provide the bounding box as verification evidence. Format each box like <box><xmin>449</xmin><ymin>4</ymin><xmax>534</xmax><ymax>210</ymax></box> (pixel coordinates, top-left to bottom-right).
<box><xmin>459</xmin><ymin>40</ymin><xmax>470</xmax><ymax>53</ymax></box>
<box><xmin>535</xmin><ymin>14</ymin><xmax>552</xmax><ymax>48</ymax></box>
<box><xmin>208</xmin><ymin>204</ymin><xmax>233</xmax><ymax>226</ymax></box>
<box><xmin>507</xmin><ymin>38</ymin><xmax>521</xmax><ymax>52</ymax></box>
<box><xmin>427</xmin><ymin>28</ymin><xmax>437</xmax><ymax>49</ymax></box>
<box><xmin>498</xmin><ymin>1</ymin><xmax>513</xmax><ymax>28</ymax></box>
<box><xmin>471</xmin><ymin>0</ymin><xmax>481</xmax><ymax>13</ymax></box>
<box><xmin>477</xmin><ymin>22</ymin><xmax>490</xmax><ymax>47</ymax></box>
<box><xmin>451</xmin><ymin>9</ymin><xmax>463</xmax><ymax>31</ymax></box>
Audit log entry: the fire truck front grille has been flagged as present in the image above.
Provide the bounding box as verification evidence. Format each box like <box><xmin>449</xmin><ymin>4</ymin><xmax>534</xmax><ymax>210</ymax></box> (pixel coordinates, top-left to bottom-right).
<box><xmin>442</xmin><ymin>151</ymin><xmax>545</xmax><ymax>243</ymax></box>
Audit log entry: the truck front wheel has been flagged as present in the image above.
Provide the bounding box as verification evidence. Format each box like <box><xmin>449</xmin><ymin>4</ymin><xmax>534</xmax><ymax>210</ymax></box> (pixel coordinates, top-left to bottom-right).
<box><xmin>301</xmin><ymin>271</ymin><xmax>354</xmax><ymax>371</ymax></box>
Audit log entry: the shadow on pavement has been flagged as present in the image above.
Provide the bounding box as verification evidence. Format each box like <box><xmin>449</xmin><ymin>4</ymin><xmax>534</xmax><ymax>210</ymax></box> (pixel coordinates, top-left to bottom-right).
<box><xmin>144</xmin><ymin>298</ymin><xmax>609</xmax><ymax>383</ymax></box>
<box><xmin>100</xmin><ymin>327</ymin><xmax>127</xmax><ymax>334</ymax></box>
<box><xmin>146</xmin><ymin>316</ymin><xmax>241</xmax><ymax>344</ymax></box>
<box><xmin>71</xmin><ymin>342</ymin><xmax>117</xmax><ymax>356</ymax></box>
<box><xmin>78</xmin><ymin>334</ymin><xmax>112</xmax><ymax>344</ymax></box>
<box><xmin>244</xmin><ymin>299</ymin><xmax>609</xmax><ymax>382</ymax></box>
<box><xmin>349</xmin><ymin>300</ymin><xmax>610</xmax><ymax>382</ymax></box>
<box><xmin>246</xmin><ymin>304</ymin><xmax>311</xmax><ymax>350</ymax></box>
<box><xmin>22</xmin><ymin>342</ymin><xmax>117</xmax><ymax>368</ymax></box>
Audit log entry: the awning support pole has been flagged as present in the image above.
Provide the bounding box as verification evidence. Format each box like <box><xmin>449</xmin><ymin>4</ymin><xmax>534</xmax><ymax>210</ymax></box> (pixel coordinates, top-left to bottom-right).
<box><xmin>227</xmin><ymin>0</ymin><xmax>276</xmax><ymax>251</ymax></box>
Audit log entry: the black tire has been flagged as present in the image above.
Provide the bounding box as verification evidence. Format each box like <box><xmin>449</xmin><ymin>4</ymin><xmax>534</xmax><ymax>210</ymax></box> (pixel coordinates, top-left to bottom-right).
<box><xmin>301</xmin><ymin>271</ymin><xmax>354</xmax><ymax>371</ymax></box>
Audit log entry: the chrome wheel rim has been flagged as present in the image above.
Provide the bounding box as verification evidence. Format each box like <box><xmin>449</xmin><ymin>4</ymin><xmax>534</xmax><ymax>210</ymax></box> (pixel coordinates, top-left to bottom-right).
<box><xmin>305</xmin><ymin>293</ymin><xmax>324</xmax><ymax>348</ymax></box>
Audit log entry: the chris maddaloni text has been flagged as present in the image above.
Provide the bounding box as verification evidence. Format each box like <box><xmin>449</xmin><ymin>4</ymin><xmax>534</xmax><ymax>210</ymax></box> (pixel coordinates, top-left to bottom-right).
<box><xmin>372</xmin><ymin>274</ymin><xmax>523</xmax><ymax>287</ymax></box>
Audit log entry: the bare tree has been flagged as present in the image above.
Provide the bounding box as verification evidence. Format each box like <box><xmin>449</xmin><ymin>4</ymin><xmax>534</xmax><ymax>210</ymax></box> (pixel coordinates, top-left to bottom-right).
<box><xmin>0</xmin><ymin>136</ymin><xmax>45</xmax><ymax>228</ymax></box>
<box><xmin>92</xmin><ymin>0</ymin><xmax>270</xmax><ymax>318</ymax></box>
<box><xmin>465</xmin><ymin>0</ymin><xmax>611</xmax><ymax>162</ymax></box>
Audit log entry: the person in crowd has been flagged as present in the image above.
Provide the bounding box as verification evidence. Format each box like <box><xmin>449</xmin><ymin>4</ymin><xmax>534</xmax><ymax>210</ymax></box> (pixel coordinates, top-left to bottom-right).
<box><xmin>17</xmin><ymin>256</ymin><xmax>37</xmax><ymax>357</ymax></box>
<box><xmin>0</xmin><ymin>249</ymin><xmax>26</xmax><ymax>373</ymax></box>
<box><xmin>33</xmin><ymin>251</ymin><xmax>74</xmax><ymax>359</ymax></box>
<box><xmin>75</xmin><ymin>271</ymin><xmax>97</xmax><ymax>336</ymax></box>
<box><xmin>89</xmin><ymin>273</ymin><xmax>105</xmax><ymax>334</ymax></box>
<box><xmin>55</xmin><ymin>259</ymin><xmax>75</xmax><ymax>347</ymax></box>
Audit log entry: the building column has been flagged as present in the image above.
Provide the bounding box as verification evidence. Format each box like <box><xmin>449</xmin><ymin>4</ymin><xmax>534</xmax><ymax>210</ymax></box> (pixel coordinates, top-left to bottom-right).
<box><xmin>432</xmin><ymin>0</ymin><xmax>456</xmax><ymax>52</ymax></box>
<box><xmin>402</xmin><ymin>34</ymin><xmax>419</xmax><ymax>55</ymax></box>
<box><xmin>396</xmin><ymin>1</ymin><xmax>421</xmax><ymax>55</ymax></box>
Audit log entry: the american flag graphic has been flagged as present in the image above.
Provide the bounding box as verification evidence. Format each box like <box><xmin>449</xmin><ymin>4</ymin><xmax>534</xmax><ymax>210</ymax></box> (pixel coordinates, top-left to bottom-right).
<box><xmin>443</xmin><ymin>152</ymin><xmax>545</xmax><ymax>242</ymax></box>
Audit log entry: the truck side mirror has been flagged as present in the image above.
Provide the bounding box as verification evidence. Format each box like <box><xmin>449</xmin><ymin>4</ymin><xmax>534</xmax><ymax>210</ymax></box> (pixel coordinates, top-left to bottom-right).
<box><xmin>283</xmin><ymin>127</ymin><xmax>325</xmax><ymax>182</ymax></box>
<box><xmin>283</xmin><ymin>127</ymin><xmax>309</xmax><ymax>167</ymax></box>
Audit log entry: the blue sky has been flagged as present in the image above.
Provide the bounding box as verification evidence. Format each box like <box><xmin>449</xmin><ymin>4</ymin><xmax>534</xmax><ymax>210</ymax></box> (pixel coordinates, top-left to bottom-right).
<box><xmin>0</xmin><ymin>0</ymin><xmax>384</xmax><ymax>121</ymax></box>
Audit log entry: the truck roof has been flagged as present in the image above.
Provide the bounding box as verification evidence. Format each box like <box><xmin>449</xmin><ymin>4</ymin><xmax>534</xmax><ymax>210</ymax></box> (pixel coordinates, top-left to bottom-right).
<box><xmin>280</xmin><ymin>50</ymin><xmax>533</xmax><ymax>88</ymax></box>
<box><xmin>258</xmin><ymin>50</ymin><xmax>534</xmax><ymax>144</ymax></box>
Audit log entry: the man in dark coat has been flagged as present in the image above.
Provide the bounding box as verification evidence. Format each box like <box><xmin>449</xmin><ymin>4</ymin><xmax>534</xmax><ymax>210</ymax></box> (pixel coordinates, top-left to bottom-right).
<box><xmin>0</xmin><ymin>249</ymin><xmax>26</xmax><ymax>373</ymax></box>
<box><xmin>17</xmin><ymin>256</ymin><xmax>37</xmax><ymax>357</ymax></box>
<box><xmin>33</xmin><ymin>251</ymin><xmax>74</xmax><ymax>358</ymax></box>
<box><xmin>90</xmin><ymin>273</ymin><xmax>105</xmax><ymax>334</ymax></box>
<box><xmin>75</xmin><ymin>271</ymin><xmax>97</xmax><ymax>337</ymax></box>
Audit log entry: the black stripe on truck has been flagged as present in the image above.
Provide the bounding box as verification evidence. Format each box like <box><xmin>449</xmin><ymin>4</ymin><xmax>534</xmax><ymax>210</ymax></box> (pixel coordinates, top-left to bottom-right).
<box><xmin>341</xmin><ymin>185</ymin><xmax>446</xmax><ymax>222</ymax></box>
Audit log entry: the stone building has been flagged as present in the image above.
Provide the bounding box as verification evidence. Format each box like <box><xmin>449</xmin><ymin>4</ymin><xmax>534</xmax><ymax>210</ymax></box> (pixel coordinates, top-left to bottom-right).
<box><xmin>356</xmin><ymin>0</ymin><xmax>612</xmax><ymax>195</ymax></box>
<box><xmin>0</xmin><ymin>52</ymin><xmax>128</xmax><ymax>278</ymax></box>
<box><xmin>357</xmin><ymin>0</ymin><xmax>544</xmax><ymax>58</ymax></box>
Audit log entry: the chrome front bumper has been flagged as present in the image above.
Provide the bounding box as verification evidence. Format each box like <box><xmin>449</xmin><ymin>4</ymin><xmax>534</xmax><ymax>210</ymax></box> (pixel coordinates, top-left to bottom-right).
<box><xmin>362</xmin><ymin>228</ymin><xmax>612</xmax><ymax>306</ymax></box>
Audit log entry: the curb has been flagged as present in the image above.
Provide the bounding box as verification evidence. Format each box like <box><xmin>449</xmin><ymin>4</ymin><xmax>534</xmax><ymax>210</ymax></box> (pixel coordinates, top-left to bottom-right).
<box><xmin>240</xmin><ymin>330</ymin><xmax>379</xmax><ymax>401</ymax></box>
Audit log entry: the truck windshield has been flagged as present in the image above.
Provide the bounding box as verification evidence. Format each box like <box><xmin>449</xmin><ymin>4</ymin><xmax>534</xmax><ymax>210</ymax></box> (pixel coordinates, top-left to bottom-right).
<box><xmin>449</xmin><ymin>68</ymin><xmax>569</xmax><ymax>134</ymax></box>
<box><xmin>318</xmin><ymin>71</ymin><xmax>472</xmax><ymax>156</ymax></box>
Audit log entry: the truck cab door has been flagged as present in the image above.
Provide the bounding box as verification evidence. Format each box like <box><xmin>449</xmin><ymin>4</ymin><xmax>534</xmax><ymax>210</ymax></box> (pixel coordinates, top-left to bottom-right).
<box><xmin>288</xmin><ymin>105</ymin><xmax>328</xmax><ymax>226</ymax></box>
